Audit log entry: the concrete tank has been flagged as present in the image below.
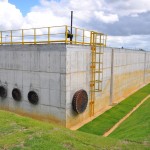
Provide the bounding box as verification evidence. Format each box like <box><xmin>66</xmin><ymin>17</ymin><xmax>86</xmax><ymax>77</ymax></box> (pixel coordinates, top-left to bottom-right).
<box><xmin>0</xmin><ymin>44</ymin><xmax>150</xmax><ymax>128</ymax></box>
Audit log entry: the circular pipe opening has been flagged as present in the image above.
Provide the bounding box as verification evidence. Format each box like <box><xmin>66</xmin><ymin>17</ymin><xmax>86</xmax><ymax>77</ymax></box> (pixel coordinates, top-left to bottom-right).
<box><xmin>28</xmin><ymin>91</ymin><xmax>39</xmax><ymax>104</ymax></box>
<box><xmin>0</xmin><ymin>86</ymin><xmax>7</xmax><ymax>98</ymax></box>
<box><xmin>72</xmin><ymin>89</ymin><xmax>88</xmax><ymax>114</ymax></box>
<box><xmin>12</xmin><ymin>88</ymin><xmax>21</xmax><ymax>101</ymax></box>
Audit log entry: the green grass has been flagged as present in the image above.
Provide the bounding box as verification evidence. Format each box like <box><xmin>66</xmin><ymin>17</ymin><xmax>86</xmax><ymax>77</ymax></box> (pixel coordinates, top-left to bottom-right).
<box><xmin>109</xmin><ymin>97</ymin><xmax>150</xmax><ymax>145</ymax></box>
<box><xmin>79</xmin><ymin>84</ymin><xmax>150</xmax><ymax>136</ymax></box>
<box><xmin>0</xmin><ymin>110</ymin><xmax>149</xmax><ymax>150</ymax></box>
<box><xmin>1</xmin><ymin>84</ymin><xmax>150</xmax><ymax>149</ymax></box>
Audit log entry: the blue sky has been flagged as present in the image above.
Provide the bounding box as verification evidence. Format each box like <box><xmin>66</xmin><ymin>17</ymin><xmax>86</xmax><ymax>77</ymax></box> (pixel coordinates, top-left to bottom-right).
<box><xmin>9</xmin><ymin>0</ymin><xmax>39</xmax><ymax>16</ymax></box>
<box><xmin>0</xmin><ymin>0</ymin><xmax>150</xmax><ymax>50</ymax></box>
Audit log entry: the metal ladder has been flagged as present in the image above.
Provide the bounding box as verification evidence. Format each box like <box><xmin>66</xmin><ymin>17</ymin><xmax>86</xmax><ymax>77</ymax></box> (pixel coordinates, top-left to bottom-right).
<box><xmin>89</xmin><ymin>32</ymin><xmax>106</xmax><ymax>116</ymax></box>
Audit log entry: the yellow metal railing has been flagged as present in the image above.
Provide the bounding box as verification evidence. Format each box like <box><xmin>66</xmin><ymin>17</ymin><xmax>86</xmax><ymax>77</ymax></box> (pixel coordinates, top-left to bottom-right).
<box><xmin>0</xmin><ymin>25</ymin><xmax>107</xmax><ymax>46</ymax></box>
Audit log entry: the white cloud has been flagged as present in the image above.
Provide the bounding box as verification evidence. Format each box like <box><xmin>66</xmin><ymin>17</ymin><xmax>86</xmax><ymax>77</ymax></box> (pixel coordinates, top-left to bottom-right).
<box><xmin>105</xmin><ymin>0</ymin><xmax>150</xmax><ymax>16</ymax></box>
<box><xmin>94</xmin><ymin>11</ymin><xmax>119</xmax><ymax>24</ymax></box>
<box><xmin>0</xmin><ymin>0</ymin><xmax>8</xmax><ymax>2</ymax></box>
<box><xmin>3</xmin><ymin>0</ymin><xmax>147</xmax><ymax>30</ymax></box>
<box><xmin>1</xmin><ymin>0</ymin><xmax>150</xmax><ymax>30</ymax></box>
<box><xmin>26</xmin><ymin>0</ymin><xmax>119</xmax><ymax>25</ymax></box>
<box><xmin>0</xmin><ymin>0</ymin><xmax>23</xmax><ymax>30</ymax></box>
<box><xmin>0</xmin><ymin>0</ymin><xmax>150</xmax><ymax>50</ymax></box>
<box><xmin>23</xmin><ymin>10</ymin><xmax>69</xmax><ymax>28</ymax></box>
<box><xmin>107</xmin><ymin>35</ymin><xmax>150</xmax><ymax>50</ymax></box>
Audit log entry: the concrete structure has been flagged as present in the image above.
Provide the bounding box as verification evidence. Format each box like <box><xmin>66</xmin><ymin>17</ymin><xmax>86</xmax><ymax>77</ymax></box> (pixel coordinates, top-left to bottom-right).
<box><xmin>0</xmin><ymin>44</ymin><xmax>150</xmax><ymax>128</ymax></box>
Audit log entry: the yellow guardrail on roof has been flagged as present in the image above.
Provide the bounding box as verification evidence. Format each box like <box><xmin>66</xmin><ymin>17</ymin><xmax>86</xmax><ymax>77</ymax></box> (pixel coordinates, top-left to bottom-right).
<box><xmin>0</xmin><ymin>25</ymin><xmax>107</xmax><ymax>46</ymax></box>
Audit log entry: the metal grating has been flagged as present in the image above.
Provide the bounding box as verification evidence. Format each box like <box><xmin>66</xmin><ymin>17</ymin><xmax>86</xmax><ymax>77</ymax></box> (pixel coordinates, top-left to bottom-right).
<box><xmin>72</xmin><ymin>89</ymin><xmax>88</xmax><ymax>114</ymax></box>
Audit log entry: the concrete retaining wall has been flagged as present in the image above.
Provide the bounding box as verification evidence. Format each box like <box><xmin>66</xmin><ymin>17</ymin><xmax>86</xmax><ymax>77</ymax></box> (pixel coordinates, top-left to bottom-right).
<box><xmin>0</xmin><ymin>44</ymin><xmax>67</xmax><ymax>126</ymax></box>
<box><xmin>66</xmin><ymin>46</ymin><xmax>150</xmax><ymax>128</ymax></box>
<box><xmin>0</xmin><ymin>44</ymin><xmax>149</xmax><ymax>128</ymax></box>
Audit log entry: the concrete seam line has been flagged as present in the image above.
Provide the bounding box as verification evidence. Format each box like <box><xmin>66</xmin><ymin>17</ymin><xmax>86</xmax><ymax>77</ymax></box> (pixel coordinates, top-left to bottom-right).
<box><xmin>103</xmin><ymin>95</ymin><xmax>150</xmax><ymax>137</ymax></box>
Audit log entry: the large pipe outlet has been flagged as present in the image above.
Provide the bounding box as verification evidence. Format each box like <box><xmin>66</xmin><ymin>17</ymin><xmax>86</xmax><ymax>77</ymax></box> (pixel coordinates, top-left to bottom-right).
<box><xmin>28</xmin><ymin>91</ymin><xmax>39</xmax><ymax>105</ymax></box>
<box><xmin>0</xmin><ymin>86</ymin><xmax>7</xmax><ymax>98</ymax></box>
<box><xmin>12</xmin><ymin>88</ymin><xmax>21</xmax><ymax>101</ymax></box>
<box><xmin>72</xmin><ymin>89</ymin><xmax>88</xmax><ymax>114</ymax></box>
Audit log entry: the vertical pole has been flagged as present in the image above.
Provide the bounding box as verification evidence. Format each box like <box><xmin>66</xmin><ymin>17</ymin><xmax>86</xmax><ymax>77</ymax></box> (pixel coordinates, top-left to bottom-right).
<box><xmin>34</xmin><ymin>28</ymin><xmax>36</xmax><ymax>44</ymax></box>
<box><xmin>83</xmin><ymin>29</ymin><xmax>85</xmax><ymax>45</ymax></box>
<box><xmin>22</xmin><ymin>29</ymin><xmax>24</xmax><ymax>45</ymax></box>
<box><xmin>70</xmin><ymin>11</ymin><xmax>73</xmax><ymax>42</ymax></box>
<box><xmin>0</xmin><ymin>31</ymin><xmax>2</xmax><ymax>45</ymax></box>
<box><xmin>100</xmin><ymin>33</ymin><xmax>101</xmax><ymax>46</ymax></box>
<box><xmin>110</xmin><ymin>49</ymin><xmax>114</xmax><ymax>105</ymax></box>
<box><xmin>143</xmin><ymin>52</ymin><xmax>146</xmax><ymax>84</ymax></box>
<box><xmin>65</xmin><ymin>25</ymin><xmax>68</xmax><ymax>43</ymax></box>
<box><xmin>10</xmin><ymin>30</ymin><xmax>13</xmax><ymax>45</ymax></box>
<box><xmin>105</xmin><ymin>35</ymin><xmax>107</xmax><ymax>47</ymax></box>
<box><xmin>103</xmin><ymin>35</ymin><xmax>104</xmax><ymax>46</ymax></box>
<box><xmin>75</xmin><ymin>28</ymin><xmax>77</xmax><ymax>44</ymax></box>
<box><xmin>90</xmin><ymin>31</ymin><xmax>93</xmax><ymax>45</ymax></box>
<box><xmin>48</xmin><ymin>27</ymin><xmax>50</xmax><ymax>44</ymax></box>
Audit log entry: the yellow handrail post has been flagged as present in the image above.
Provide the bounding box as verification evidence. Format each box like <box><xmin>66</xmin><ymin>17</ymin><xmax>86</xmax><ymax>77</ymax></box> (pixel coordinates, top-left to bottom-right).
<box><xmin>48</xmin><ymin>27</ymin><xmax>50</xmax><ymax>44</ymax></box>
<box><xmin>65</xmin><ymin>25</ymin><xmax>68</xmax><ymax>44</ymax></box>
<box><xmin>105</xmin><ymin>35</ymin><xmax>107</xmax><ymax>47</ymax></box>
<box><xmin>100</xmin><ymin>34</ymin><xmax>101</xmax><ymax>46</ymax></box>
<box><xmin>0</xmin><ymin>31</ymin><xmax>2</xmax><ymax>45</ymax></box>
<box><xmin>10</xmin><ymin>30</ymin><xmax>13</xmax><ymax>45</ymax></box>
<box><xmin>103</xmin><ymin>35</ymin><xmax>105</xmax><ymax>46</ymax></box>
<box><xmin>83</xmin><ymin>29</ymin><xmax>85</xmax><ymax>45</ymax></box>
<box><xmin>22</xmin><ymin>29</ymin><xmax>24</xmax><ymax>45</ymax></box>
<box><xmin>34</xmin><ymin>28</ymin><xmax>36</xmax><ymax>44</ymax></box>
<box><xmin>90</xmin><ymin>31</ymin><xmax>93</xmax><ymax>45</ymax></box>
<box><xmin>75</xmin><ymin>28</ymin><xmax>77</xmax><ymax>44</ymax></box>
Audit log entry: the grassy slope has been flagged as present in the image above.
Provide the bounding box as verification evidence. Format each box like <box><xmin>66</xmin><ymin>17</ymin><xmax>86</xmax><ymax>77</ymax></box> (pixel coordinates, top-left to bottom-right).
<box><xmin>109</xmin><ymin>97</ymin><xmax>150</xmax><ymax>144</ymax></box>
<box><xmin>0</xmin><ymin>110</ymin><xmax>148</xmax><ymax>150</ymax></box>
<box><xmin>79</xmin><ymin>84</ymin><xmax>150</xmax><ymax>136</ymax></box>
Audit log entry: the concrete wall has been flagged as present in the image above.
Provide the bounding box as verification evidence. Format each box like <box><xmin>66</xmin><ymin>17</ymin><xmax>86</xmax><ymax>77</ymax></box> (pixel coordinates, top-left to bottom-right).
<box><xmin>0</xmin><ymin>44</ymin><xmax>150</xmax><ymax>128</ymax></box>
<box><xmin>65</xmin><ymin>45</ymin><xmax>91</xmax><ymax>127</ymax></box>
<box><xmin>0</xmin><ymin>44</ymin><xmax>67</xmax><ymax>126</ymax></box>
<box><xmin>66</xmin><ymin>46</ymin><xmax>150</xmax><ymax>128</ymax></box>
